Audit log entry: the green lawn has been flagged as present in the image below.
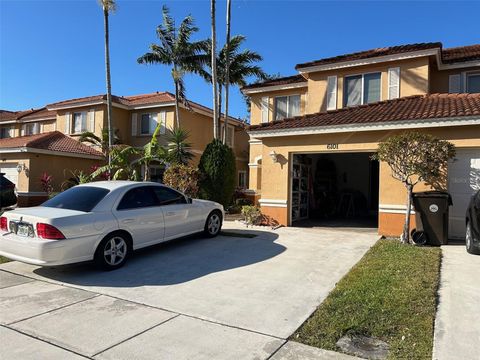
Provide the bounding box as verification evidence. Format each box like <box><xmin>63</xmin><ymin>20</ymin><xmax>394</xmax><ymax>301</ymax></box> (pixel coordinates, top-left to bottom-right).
<box><xmin>0</xmin><ymin>256</ymin><xmax>11</xmax><ymax>264</ymax></box>
<box><xmin>293</xmin><ymin>239</ymin><xmax>441</xmax><ymax>359</ymax></box>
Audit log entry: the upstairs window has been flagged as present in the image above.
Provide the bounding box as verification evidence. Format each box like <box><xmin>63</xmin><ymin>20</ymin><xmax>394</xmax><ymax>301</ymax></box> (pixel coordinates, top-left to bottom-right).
<box><xmin>467</xmin><ymin>73</ymin><xmax>480</xmax><ymax>93</ymax></box>
<box><xmin>275</xmin><ymin>95</ymin><xmax>300</xmax><ymax>120</ymax></box>
<box><xmin>0</xmin><ymin>127</ymin><xmax>13</xmax><ymax>139</ymax></box>
<box><xmin>72</xmin><ymin>112</ymin><xmax>87</xmax><ymax>134</ymax></box>
<box><xmin>344</xmin><ymin>72</ymin><xmax>381</xmax><ymax>107</ymax></box>
<box><xmin>140</xmin><ymin>113</ymin><xmax>161</xmax><ymax>135</ymax></box>
<box><xmin>24</xmin><ymin>122</ymin><xmax>40</xmax><ymax>136</ymax></box>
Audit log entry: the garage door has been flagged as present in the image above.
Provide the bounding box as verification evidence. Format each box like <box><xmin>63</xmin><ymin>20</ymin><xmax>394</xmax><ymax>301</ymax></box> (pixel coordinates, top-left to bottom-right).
<box><xmin>0</xmin><ymin>164</ymin><xmax>18</xmax><ymax>188</ymax></box>
<box><xmin>448</xmin><ymin>149</ymin><xmax>480</xmax><ymax>239</ymax></box>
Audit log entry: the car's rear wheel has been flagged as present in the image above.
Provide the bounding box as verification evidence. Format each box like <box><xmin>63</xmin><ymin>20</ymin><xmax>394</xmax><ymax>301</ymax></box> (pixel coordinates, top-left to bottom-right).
<box><xmin>204</xmin><ymin>211</ymin><xmax>222</xmax><ymax>237</ymax></box>
<box><xmin>95</xmin><ymin>233</ymin><xmax>130</xmax><ymax>270</ymax></box>
<box><xmin>466</xmin><ymin>222</ymin><xmax>480</xmax><ymax>254</ymax></box>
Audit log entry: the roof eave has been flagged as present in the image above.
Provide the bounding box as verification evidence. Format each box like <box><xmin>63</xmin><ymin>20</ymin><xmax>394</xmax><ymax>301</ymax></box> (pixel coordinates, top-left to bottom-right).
<box><xmin>241</xmin><ymin>81</ymin><xmax>308</xmax><ymax>95</ymax></box>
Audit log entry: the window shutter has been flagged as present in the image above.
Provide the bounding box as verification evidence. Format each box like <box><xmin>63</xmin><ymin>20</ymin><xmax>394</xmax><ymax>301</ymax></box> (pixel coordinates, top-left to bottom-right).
<box><xmin>449</xmin><ymin>74</ymin><xmax>461</xmax><ymax>93</ymax></box>
<box><xmin>388</xmin><ymin>68</ymin><xmax>400</xmax><ymax>99</ymax></box>
<box><xmin>131</xmin><ymin>113</ymin><xmax>137</xmax><ymax>136</ymax></box>
<box><xmin>159</xmin><ymin>111</ymin><xmax>166</xmax><ymax>134</ymax></box>
<box><xmin>88</xmin><ymin>109</ymin><xmax>95</xmax><ymax>132</ymax></box>
<box><xmin>326</xmin><ymin>76</ymin><xmax>337</xmax><ymax>110</ymax></box>
<box><xmin>261</xmin><ymin>97</ymin><xmax>269</xmax><ymax>123</ymax></box>
<box><xmin>65</xmin><ymin>112</ymin><xmax>71</xmax><ymax>134</ymax></box>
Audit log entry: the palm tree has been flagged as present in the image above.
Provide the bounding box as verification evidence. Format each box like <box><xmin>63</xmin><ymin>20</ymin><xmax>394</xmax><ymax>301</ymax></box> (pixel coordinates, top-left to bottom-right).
<box><xmin>203</xmin><ymin>35</ymin><xmax>266</xmax><ymax>138</ymax></box>
<box><xmin>79</xmin><ymin>127</ymin><xmax>120</xmax><ymax>156</ymax></box>
<box><xmin>90</xmin><ymin>145</ymin><xmax>139</xmax><ymax>181</ymax></box>
<box><xmin>211</xmin><ymin>0</ymin><xmax>219</xmax><ymax>139</ymax></box>
<box><xmin>224</xmin><ymin>0</ymin><xmax>232</xmax><ymax>144</ymax></box>
<box><xmin>99</xmin><ymin>0</ymin><xmax>116</xmax><ymax>171</ymax></box>
<box><xmin>135</xmin><ymin>124</ymin><xmax>168</xmax><ymax>181</ymax></box>
<box><xmin>167</xmin><ymin>128</ymin><xmax>194</xmax><ymax>165</ymax></box>
<box><xmin>137</xmin><ymin>6</ymin><xmax>209</xmax><ymax>128</ymax></box>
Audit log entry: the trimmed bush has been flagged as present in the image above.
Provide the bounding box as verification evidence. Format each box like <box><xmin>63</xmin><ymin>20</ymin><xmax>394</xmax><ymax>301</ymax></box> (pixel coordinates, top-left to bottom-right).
<box><xmin>163</xmin><ymin>164</ymin><xmax>200</xmax><ymax>198</ymax></box>
<box><xmin>198</xmin><ymin>139</ymin><xmax>236</xmax><ymax>206</ymax></box>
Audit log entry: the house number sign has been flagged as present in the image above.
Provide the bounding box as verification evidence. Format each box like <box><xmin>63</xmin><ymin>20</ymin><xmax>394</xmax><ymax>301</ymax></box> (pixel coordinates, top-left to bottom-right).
<box><xmin>326</xmin><ymin>143</ymin><xmax>339</xmax><ymax>150</ymax></box>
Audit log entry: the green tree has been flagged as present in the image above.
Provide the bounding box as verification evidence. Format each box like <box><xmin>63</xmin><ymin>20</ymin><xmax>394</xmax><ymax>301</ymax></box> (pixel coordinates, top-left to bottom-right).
<box><xmin>166</xmin><ymin>128</ymin><xmax>194</xmax><ymax>165</ymax></box>
<box><xmin>134</xmin><ymin>124</ymin><xmax>168</xmax><ymax>181</ymax></box>
<box><xmin>99</xmin><ymin>0</ymin><xmax>116</xmax><ymax>170</ymax></box>
<box><xmin>163</xmin><ymin>164</ymin><xmax>200</xmax><ymax>198</ymax></box>
<box><xmin>91</xmin><ymin>145</ymin><xmax>139</xmax><ymax>181</ymax></box>
<box><xmin>79</xmin><ymin>127</ymin><xmax>120</xmax><ymax>156</ymax></box>
<box><xmin>374</xmin><ymin>132</ymin><xmax>455</xmax><ymax>244</ymax></box>
<box><xmin>137</xmin><ymin>6</ymin><xmax>209</xmax><ymax>128</ymax></box>
<box><xmin>198</xmin><ymin>139</ymin><xmax>236</xmax><ymax>206</ymax></box>
<box><xmin>204</xmin><ymin>35</ymin><xmax>266</xmax><ymax>140</ymax></box>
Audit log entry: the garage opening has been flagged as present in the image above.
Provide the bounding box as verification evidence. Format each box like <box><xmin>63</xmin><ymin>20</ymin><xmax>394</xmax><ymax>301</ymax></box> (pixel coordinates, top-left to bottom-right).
<box><xmin>291</xmin><ymin>152</ymin><xmax>379</xmax><ymax>229</ymax></box>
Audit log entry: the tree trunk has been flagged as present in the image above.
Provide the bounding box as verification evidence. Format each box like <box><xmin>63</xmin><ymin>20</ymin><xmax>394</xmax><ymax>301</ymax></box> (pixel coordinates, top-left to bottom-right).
<box><xmin>211</xmin><ymin>0</ymin><xmax>219</xmax><ymax>139</ymax></box>
<box><xmin>224</xmin><ymin>0</ymin><xmax>231</xmax><ymax>145</ymax></box>
<box><xmin>103</xmin><ymin>6</ymin><xmax>113</xmax><ymax>178</ymax></box>
<box><xmin>143</xmin><ymin>163</ymin><xmax>149</xmax><ymax>182</ymax></box>
<box><xmin>218</xmin><ymin>84</ymin><xmax>223</xmax><ymax>142</ymax></box>
<box><xmin>402</xmin><ymin>183</ymin><xmax>413</xmax><ymax>244</ymax></box>
<box><xmin>174</xmin><ymin>77</ymin><xmax>181</xmax><ymax>129</ymax></box>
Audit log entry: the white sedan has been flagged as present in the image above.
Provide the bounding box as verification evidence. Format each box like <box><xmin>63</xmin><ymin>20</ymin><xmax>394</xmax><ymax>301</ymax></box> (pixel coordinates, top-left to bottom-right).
<box><xmin>0</xmin><ymin>181</ymin><xmax>224</xmax><ymax>270</ymax></box>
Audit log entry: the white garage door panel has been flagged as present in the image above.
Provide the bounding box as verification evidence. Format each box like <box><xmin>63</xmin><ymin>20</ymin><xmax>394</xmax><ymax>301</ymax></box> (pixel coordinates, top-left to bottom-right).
<box><xmin>0</xmin><ymin>164</ymin><xmax>19</xmax><ymax>187</ymax></box>
<box><xmin>448</xmin><ymin>149</ymin><xmax>480</xmax><ymax>239</ymax></box>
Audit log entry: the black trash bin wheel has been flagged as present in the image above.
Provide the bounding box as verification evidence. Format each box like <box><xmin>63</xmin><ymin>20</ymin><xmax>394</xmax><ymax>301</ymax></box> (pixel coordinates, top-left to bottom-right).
<box><xmin>411</xmin><ymin>229</ymin><xmax>428</xmax><ymax>245</ymax></box>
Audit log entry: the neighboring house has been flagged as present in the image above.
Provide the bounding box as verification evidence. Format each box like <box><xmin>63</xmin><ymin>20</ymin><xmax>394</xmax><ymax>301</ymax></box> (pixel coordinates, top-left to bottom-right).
<box><xmin>0</xmin><ymin>132</ymin><xmax>103</xmax><ymax>206</ymax></box>
<box><xmin>242</xmin><ymin>42</ymin><xmax>480</xmax><ymax>238</ymax></box>
<box><xmin>1</xmin><ymin>91</ymin><xmax>249</xmax><ymax>205</ymax></box>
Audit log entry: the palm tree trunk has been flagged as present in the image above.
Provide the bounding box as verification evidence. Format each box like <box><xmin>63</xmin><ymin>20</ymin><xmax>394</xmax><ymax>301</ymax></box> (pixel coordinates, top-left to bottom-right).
<box><xmin>218</xmin><ymin>84</ymin><xmax>223</xmax><ymax>141</ymax></box>
<box><xmin>211</xmin><ymin>0</ymin><xmax>219</xmax><ymax>139</ymax></box>
<box><xmin>224</xmin><ymin>0</ymin><xmax>231</xmax><ymax>145</ymax></box>
<box><xmin>103</xmin><ymin>6</ymin><xmax>113</xmax><ymax>176</ymax></box>
<box><xmin>174</xmin><ymin>76</ymin><xmax>181</xmax><ymax>129</ymax></box>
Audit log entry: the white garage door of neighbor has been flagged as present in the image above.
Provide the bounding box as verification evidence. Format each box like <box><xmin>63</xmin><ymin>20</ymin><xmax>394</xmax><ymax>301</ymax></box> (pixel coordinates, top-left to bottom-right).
<box><xmin>448</xmin><ymin>149</ymin><xmax>480</xmax><ymax>239</ymax></box>
<box><xmin>0</xmin><ymin>164</ymin><xmax>19</xmax><ymax>188</ymax></box>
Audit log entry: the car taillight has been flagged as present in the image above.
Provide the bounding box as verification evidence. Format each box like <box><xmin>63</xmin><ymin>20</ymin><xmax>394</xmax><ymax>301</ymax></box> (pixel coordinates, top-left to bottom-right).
<box><xmin>0</xmin><ymin>217</ymin><xmax>7</xmax><ymax>232</ymax></box>
<box><xmin>36</xmin><ymin>223</ymin><xmax>65</xmax><ymax>240</ymax></box>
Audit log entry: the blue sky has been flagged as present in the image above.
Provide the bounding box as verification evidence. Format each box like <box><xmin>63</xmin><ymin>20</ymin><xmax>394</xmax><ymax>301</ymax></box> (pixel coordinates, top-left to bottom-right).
<box><xmin>1</xmin><ymin>0</ymin><xmax>479</xmax><ymax>120</ymax></box>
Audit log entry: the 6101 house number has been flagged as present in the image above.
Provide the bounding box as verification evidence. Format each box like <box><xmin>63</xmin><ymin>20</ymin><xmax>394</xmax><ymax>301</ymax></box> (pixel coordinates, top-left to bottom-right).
<box><xmin>326</xmin><ymin>143</ymin><xmax>339</xmax><ymax>150</ymax></box>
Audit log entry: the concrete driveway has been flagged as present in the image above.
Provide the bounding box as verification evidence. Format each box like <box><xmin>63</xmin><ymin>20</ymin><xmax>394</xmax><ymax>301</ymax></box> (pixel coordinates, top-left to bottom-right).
<box><xmin>0</xmin><ymin>222</ymin><xmax>376</xmax><ymax>359</ymax></box>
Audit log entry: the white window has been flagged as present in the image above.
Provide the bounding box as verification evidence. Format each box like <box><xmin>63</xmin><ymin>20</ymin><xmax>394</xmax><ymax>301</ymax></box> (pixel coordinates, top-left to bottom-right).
<box><xmin>326</xmin><ymin>76</ymin><xmax>337</xmax><ymax>110</ymax></box>
<box><xmin>466</xmin><ymin>73</ymin><xmax>480</xmax><ymax>93</ymax></box>
<box><xmin>344</xmin><ymin>72</ymin><xmax>381</xmax><ymax>107</ymax></box>
<box><xmin>261</xmin><ymin>96</ymin><xmax>269</xmax><ymax>123</ymax></box>
<box><xmin>0</xmin><ymin>127</ymin><xmax>12</xmax><ymax>139</ymax></box>
<box><xmin>25</xmin><ymin>123</ymin><xmax>39</xmax><ymax>135</ymax></box>
<box><xmin>388</xmin><ymin>67</ymin><xmax>400</xmax><ymax>99</ymax></box>
<box><xmin>140</xmin><ymin>113</ymin><xmax>158</xmax><ymax>135</ymax></box>
<box><xmin>221</xmin><ymin>124</ymin><xmax>234</xmax><ymax>147</ymax></box>
<box><xmin>274</xmin><ymin>95</ymin><xmax>301</xmax><ymax>120</ymax></box>
<box><xmin>238</xmin><ymin>171</ymin><xmax>247</xmax><ymax>189</ymax></box>
<box><xmin>72</xmin><ymin>112</ymin><xmax>87</xmax><ymax>134</ymax></box>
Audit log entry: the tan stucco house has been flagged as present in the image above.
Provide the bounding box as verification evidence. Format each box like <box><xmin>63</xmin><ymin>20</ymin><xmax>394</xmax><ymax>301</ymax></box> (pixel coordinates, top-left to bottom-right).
<box><xmin>1</xmin><ymin>92</ymin><xmax>249</xmax><ymax>205</ymax></box>
<box><xmin>242</xmin><ymin>42</ymin><xmax>480</xmax><ymax>239</ymax></box>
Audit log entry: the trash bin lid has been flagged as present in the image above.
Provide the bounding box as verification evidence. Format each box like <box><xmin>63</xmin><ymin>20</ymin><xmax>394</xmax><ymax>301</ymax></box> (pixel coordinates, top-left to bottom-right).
<box><xmin>412</xmin><ymin>191</ymin><xmax>452</xmax><ymax>205</ymax></box>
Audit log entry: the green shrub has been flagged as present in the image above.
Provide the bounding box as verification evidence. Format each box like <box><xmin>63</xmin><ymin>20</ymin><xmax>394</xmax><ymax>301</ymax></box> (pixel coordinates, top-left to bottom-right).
<box><xmin>163</xmin><ymin>164</ymin><xmax>200</xmax><ymax>198</ymax></box>
<box><xmin>241</xmin><ymin>205</ymin><xmax>261</xmax><ymax>225</ymax></box>
<box><xmin>198</xmin><ymin>139</ymin><xmax>236</xmax><ymax>206</ymax></box>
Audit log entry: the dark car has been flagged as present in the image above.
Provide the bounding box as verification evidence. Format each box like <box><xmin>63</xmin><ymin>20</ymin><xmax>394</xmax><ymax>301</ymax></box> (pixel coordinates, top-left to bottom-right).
<box><xmin>466</xmin><ymin>190</ymin><xmax>480</xmax><ymax>255</ymax></box>
<box><xmin>0</xmin><ymin>173</ymin><xmax>17</xmax><ymax>210</ymax></box>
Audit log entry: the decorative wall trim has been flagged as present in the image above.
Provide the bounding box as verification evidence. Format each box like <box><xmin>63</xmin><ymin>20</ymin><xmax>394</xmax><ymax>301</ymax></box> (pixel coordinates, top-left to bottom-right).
<box><xmin>259</xmin><ymin>199</ymin><xmax>288</xmax><ymax>207</ymax></box>
<box><xmin>379</xmin><ymin>204</ymin><xmax>416</xmax><ymax>214</ymax></box>
<box><xmin>0</xmin><ymin>147</ymin><xmax>103</xmax><ymax>160</ymax></box>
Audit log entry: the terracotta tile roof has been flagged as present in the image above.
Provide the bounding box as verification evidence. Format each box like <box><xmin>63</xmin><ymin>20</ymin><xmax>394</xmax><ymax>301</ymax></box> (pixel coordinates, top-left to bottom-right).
<box><xmin>0</xmin><ymin>110</ymin><xmax>19</xmax><ymax>122</ymax></box>
<box><xmin>249</xmin><ymin>93</ymin><xmax>480</xmax><ymax>133</ymax></box>
<box><xmin>242</xmin><ymin>75</ymin><xmax>307</xmax><ymax>90</ymax></box>
<box><xmin>442</xmin><ymin>44</ymin><xmax>480</xmax><ymax>64</ymax></box>
<box><xmin>295</xmin><ymin>43</ymin><xmax>442</xmax><ymax>70</ymax></box>
<box><xmin>0</xmin><ymin>131</ymin><xmax>103</xmax><ymax>157</ymax></box>
<box><xmin>124</xmin><ymin>92</ymin><xmax>176</xmax><ymax>105</ymax></box>
<box><xmin>47</xmin><ymin>94</ymin><xmax>130</xmax><ymax>108</ymax></box>
<box><xmin>19</xmin><ymin>108</ymin><xmax>56</xmax><ymax>121</ymax></box>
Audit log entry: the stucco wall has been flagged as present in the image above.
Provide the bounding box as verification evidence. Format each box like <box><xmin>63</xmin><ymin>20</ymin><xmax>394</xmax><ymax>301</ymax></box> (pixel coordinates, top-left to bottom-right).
<box><xmin>429</xmin><ymin>65</ymin><xmax>480</xmax><ymax>93</ymax></box>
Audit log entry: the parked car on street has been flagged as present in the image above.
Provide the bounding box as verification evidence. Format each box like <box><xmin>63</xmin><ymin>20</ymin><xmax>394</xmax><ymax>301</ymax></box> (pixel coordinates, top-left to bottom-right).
<box><xmin>0</xmin><ymin>172</ymin><xmax>17</xmax><ymax>210</ymax></box>
<box><xmin>466</xmin><ymin>190</ymin><xmax>480</xmax><ymax>255</ymax></box>
<box><xmin>0</xmin><ymin>181</ymin><xmax>224</xmax><ymax>269</ymax></box>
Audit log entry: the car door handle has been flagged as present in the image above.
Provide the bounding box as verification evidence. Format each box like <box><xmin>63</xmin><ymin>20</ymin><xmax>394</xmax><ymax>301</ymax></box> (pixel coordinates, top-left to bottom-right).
<box><xmin>122</xmin><ymin>219</ymin><xmax>135</xmax><ymax>224</ymax></box>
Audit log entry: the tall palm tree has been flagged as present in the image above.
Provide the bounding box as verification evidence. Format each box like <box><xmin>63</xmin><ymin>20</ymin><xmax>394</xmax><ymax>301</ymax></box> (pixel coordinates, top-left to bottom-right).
<box><xmin>167</xmin><ymin>128</ymin><xmax>194</xmax><ymax>165</ymax></box>
<box><xmin>99</xmin><ymin>0</ymin><xmax>116</xmax><ymax>171</ymax></box>
<box><xmin>203</xmin><ymin>35</ymin><xmax>266</xmax><ymax>139</ymax></box>
<box><xmin>79</xmin><ymin>127</ymin><xmax>120</xmax><ymax>156</ymax></box>
<box><xmin>223</xmin><ymin>0</ymin><xmax>232</xmax><ymax>144</ymax></box>
<box><xmin>211</xmin><ymin>0</ymin><xmax>219</xmax><ymax>139</ymax></box>
<box><xmin>138</xmin><ymin>6</ymin><xmax>209</xmax><ymax>129</ymax></box>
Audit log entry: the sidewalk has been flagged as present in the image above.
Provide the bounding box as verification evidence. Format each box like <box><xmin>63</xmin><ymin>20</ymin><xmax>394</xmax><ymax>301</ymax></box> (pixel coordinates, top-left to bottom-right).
<box><xmin>433</xmin><ymin>245</ymin><xmax>480</xmax><ymax>360</ymax></box>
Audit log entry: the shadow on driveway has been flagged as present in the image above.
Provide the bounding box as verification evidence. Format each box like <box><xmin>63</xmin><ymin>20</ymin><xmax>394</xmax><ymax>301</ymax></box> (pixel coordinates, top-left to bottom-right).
<box><xmin>32</xmin><ymin>230</ymin><xmax>283</xmax><ymax>288</ymax></box>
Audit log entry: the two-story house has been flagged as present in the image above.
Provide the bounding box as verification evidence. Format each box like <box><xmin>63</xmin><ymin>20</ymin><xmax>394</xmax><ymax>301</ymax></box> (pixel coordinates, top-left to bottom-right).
<box><xmin>242</xmin><ymin>42</ymin><xmax>480</xmax><ymax>239</ymax></box>
<box><xmin>1</xmin><ymin>92</ymin><xmax>249</xmax><ymax>206</ymax></box>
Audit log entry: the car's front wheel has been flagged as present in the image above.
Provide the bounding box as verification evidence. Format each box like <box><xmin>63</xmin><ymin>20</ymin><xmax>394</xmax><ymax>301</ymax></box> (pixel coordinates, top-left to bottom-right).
<box><xmin>204</xmin><ymin>211</ymin><xmax>222</xmax><ymax>237</ymax></box>
<box><xmin>95</xmin><ymin>233</ymin><xmax>131</xmax><ymax>270</ymax></box>
<box><xmin>466</xmin><ymin>222</ymin><xmax>480</xmax><ymax>255</ymax></box>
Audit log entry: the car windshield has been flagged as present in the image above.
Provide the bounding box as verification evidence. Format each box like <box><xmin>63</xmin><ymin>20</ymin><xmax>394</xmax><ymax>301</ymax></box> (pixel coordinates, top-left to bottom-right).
<box><xmin>42</xmin><ymin>186</ymin><xmax>110</xmax><ymax>212</ymax></box>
